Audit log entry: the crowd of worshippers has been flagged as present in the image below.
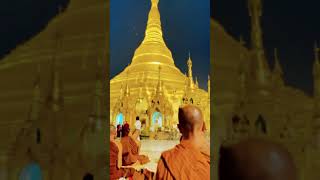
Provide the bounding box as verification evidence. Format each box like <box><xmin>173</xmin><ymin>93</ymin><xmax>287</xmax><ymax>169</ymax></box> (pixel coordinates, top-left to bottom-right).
<box><xmin>109</xmin><ymin>105</ymin><xmax>297</xmax><ymax>180</ymax></box>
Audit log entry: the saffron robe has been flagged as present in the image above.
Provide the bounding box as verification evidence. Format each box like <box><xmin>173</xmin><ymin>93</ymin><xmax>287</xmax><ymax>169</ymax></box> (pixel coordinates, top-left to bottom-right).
<box><xmin>155</xmin><ymin>140</ymin><xmax>210</xmax><ymax>180</ymax></box>
<box><xmin>110</xmin><ymin>141</ymin><xmax>126</xmax><ymax>180</ymax></box>
<box><xmin>121</xmin><ymin>136</ymin><xmax>150</xmax><ymax>166</ymax></box>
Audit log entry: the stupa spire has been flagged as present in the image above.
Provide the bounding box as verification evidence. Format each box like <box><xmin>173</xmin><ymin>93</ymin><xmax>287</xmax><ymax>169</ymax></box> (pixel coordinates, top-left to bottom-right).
<box><xmin>272</xmin><ymin>48</ymin><xmax>284</xmax><ymax>86</ymax></box>
<box><xmin>248</xmin><ymin>0</ymin><xmax>270</xmax><ymax>88</ymax></box>
<box><xmin>187</xmin><ymin>52</ymin><xmax>195</xmax><ymax>89</ymax></box>
<box><xmin>132</xmin><ymin>0</ymin><xmax>174</xmax><ymax>65</ymax></box>
<box><xmin>195</xmin><ymin>77</ymin><xmax>199</xmax><ymax>88</ymax></box>
<box><xmin>273</xmin><ymin>48</ymin><xmax>283</xmax><ymax>75</ymax></box>
<box><xmin>143</xmin><ymin>0</ymin><xmax>163</xmax><ymax>44</ymax></box>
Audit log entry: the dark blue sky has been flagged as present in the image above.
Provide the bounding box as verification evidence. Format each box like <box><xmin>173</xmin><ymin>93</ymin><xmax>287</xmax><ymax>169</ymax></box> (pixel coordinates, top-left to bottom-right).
<box><xmin>110</xmin><ymin>0</ymin><xmax>210</xmax><ymax>89</ymax></box>
<box><xmin>0</xmin><ymin>0</ymin><xmax>69</xmax><ymax>58</ymax></box>
<box><xmin>213</xmin><ymin>0</ymin><xmax>320</xmax><ymax>95</ymax></box>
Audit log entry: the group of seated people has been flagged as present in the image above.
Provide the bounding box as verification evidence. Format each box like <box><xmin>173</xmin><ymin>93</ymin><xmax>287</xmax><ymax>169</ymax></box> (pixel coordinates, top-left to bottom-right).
<box><xmin>110</xmin><ymin>104</ymin><xmax>297</xmax><ymax>180</ymax></box>
<box><xmin>110</xmin><ymin>105</ymin><xmax>210</xmax><ymax>180</ymax></box>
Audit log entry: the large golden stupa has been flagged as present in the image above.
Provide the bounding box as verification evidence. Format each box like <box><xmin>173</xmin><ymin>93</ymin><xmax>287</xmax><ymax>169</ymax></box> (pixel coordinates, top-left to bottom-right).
<box><xmin>110</xmin><ymin>0</ymin><xmax>210</xmax><ymax>132</ymax></box>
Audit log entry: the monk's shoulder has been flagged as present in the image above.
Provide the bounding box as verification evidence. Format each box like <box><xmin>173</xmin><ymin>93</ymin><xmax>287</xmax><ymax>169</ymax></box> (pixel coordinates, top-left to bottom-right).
<box><xmin>161</xmin><ymin>144</ymin><xmax>184</xmax><ymax>161</ymax></box>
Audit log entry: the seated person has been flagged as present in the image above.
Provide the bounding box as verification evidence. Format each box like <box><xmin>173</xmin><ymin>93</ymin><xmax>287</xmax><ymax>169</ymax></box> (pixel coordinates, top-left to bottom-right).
<box><xmin>110</xmin><ymin>125</ymin><xmax>152</xmax><ymax>180</ymax></box>
<box><xmin>219</xmin><ymin>138</ymin><xmax>297</xmax><ymax>180</ymax></box>
<box><xmin>131</xmin><ymin>129</ymin><xmax>141</xmax><ymax>151</ymax></box>
<box><xmin>156</xmin><ymin>105</ymin><xmax>210</xmax><ymax>180</ymax></box>
<box><xmin>120</xmin><ymin>124</ymin><xmax>150</xmax><ymax>166</ymax></box>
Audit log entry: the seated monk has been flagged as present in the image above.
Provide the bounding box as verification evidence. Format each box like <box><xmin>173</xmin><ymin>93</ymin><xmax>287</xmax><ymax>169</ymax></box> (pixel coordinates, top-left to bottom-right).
<box><xmin>120</xmin><ymin>124</ymin><xmax>150</xmax><ymax>166</ymax></box>
<box><xmin>110</xmin><ymin>125</ymin><xmax>152</xmax><ymax>180</ymax></box>
<box><xmin>156</xmin><ymin>105</ymin><xmax>210</xmax><ymax>180</ymax></box>
<box><xmin>131</xmin><ymin>129</ymin><xmax>141</xmax><ymax>151</ymax></box>
<box><xmin>219</xmin><ymin>138</ymin><xmax>297</xmax><ymax>180</ymax></box>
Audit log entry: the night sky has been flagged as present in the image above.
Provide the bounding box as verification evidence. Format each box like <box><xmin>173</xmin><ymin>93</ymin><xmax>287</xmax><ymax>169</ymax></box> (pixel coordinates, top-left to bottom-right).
<box><xmin>1</xmin><ymin>0</ymin><xmax>316</xmax><ymax>95</ymax></box>
<box><xmin>110</xmin><ymin>0</ymin><xmax>210</xmax><ymax>89</ymax></box>
<box><xmin>0</xmin><ymin>0</ymin><xmax>69</xmax><ymax>58</ymax></box>
<box><xmin>213</xmin><ymin>0</ymin><xmax>320</xmax><ymax>95</ymax></box>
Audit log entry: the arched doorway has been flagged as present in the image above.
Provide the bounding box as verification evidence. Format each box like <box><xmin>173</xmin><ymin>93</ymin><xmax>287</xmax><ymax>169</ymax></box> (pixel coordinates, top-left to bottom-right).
<box><xmin>19</xmin><ymin>163</ymin><xmax>42</xmax><ymax>180</ymax></box>
<box><xmin>83</xmin><ymin>173</ymin><xmax>94</xmax><ymax>180</ymax></box>
<box><xmin>115</xmin><ymin>113</ymin><xmax>124</xmax><ymax>126</ymax></box>
<box><xmin>151</xmin><ymin>111</ymin><xmax>163</xmax><ymax>130</ymax></box>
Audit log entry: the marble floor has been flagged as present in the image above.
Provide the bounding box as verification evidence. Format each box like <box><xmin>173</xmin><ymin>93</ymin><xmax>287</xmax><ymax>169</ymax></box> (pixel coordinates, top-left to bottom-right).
<box><xmin>139</xmin><ymin>140</ymin><xmax>179</xmax><ymax>172</ymax></box>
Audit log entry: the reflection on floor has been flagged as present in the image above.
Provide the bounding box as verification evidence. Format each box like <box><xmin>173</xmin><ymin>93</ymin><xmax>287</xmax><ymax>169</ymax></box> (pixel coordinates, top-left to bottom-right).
<box><xmin>139</xmin><ymin>140</ymin><xmax>179</xmax><ymax>172</ymax></box>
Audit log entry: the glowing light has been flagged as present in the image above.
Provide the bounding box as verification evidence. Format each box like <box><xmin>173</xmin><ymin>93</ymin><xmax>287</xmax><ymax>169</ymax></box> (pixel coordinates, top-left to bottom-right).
<box><xmin>19</xmin><ymin>163</ymin><xmax>42</xmax><ymax>180</ymax></box>
<box><xmin>116</xmin><ymin>113</ymin><xmax>124</xmax><ymax>125</ymax></box>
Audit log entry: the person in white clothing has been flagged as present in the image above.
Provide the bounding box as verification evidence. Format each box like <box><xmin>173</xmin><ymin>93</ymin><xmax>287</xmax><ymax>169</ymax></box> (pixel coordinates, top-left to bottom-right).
<box><xmin>135</xmin><ymin>117</ymin><xmax>141</xmax><ymax>130</ymax></box>
<box><xmin>134</xmin><ymin>117</ymin><xmax>141</xmax><ymax>140</ymax></box>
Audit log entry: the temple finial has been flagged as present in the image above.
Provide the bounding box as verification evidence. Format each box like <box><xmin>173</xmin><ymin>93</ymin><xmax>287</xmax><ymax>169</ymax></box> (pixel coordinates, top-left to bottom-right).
<box><xmin>151</xmin><ymin>0</ymin><xmax>159</xmax><ymax>6</ymax></box>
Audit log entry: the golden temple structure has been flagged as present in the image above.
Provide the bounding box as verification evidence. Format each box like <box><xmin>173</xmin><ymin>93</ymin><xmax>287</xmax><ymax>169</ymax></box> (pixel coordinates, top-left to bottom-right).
<box><xmin>0</xmin><ymin>0</ymin><xmax>108</xmax><ymax>179</ymax></box>
<box><xmin>212</xmin><ymin>0</ymin><xmax>320</xmax><ymax>179</ymax></box>
<box><xmin>110</xmin><ymin>0</ymin><xmax>210</xmax><ymax>133</ymax></box>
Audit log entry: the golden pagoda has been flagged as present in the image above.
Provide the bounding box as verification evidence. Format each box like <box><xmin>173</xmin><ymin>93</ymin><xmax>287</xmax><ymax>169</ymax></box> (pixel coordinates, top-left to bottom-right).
<box><xmin>110</xmin><ymin>0</ymin><xmax>210</xmax><ymax>133</ymax></box>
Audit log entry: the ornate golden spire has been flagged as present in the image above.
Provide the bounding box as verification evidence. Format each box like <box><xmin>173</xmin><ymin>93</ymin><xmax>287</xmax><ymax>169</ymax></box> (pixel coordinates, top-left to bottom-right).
<box><xmin>187</xmin><ymin>52</ymin><xmax>195</xmax><ymax>89</ymax></box>
<box><xmin>195</xmin><ymin>77</ymin><xmax>199</xmax><ymax>88</ymax></box>
<box><xmin>132</xmin><ymin>0</ymin><xmax>174</xmax><ymax>65</ymax></box>
<box><xmin>272</xmin><ymin>48</ymin><xmax>284</xmax><ymax>87</ymax></box>
<box><xmin>248</xmin><ymin>0</ymin><xmax>270</xmax><ymax>88</ymax></box>
<box><xmin>248</xmin><ymin>0</ymin><xmax>264</xmax><ymax>51</ymax></box>
<box><xmin>273</xmin><ymin>48</ymin><xmax>283</xmax><ymax>75</ymax></box>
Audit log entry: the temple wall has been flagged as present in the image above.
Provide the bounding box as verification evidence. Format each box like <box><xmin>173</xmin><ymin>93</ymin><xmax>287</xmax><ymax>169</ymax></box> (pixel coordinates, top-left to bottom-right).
<box><xmin>0</xmin><ymin>0</ymin><xmax>108</xmax><ymax>179</ymax></box>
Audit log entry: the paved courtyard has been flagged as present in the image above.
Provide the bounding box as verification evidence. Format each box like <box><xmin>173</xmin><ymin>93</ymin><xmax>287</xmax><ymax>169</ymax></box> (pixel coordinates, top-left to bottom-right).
<box><xmin>139</xmin><ymin>140</ymin><xmax>179</xmax><ymax>172</ymax></box>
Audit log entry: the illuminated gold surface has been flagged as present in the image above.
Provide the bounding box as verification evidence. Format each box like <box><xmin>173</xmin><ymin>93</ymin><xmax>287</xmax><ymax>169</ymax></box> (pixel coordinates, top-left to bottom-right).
<box><xmin>110</xmin><ymin>0</ymin><xmax>210</xmax><ymax>132</ymax></box>
<box><xmin>212</xmin><ymin>1</ymin><xmax>320</xmax><ymax>179</ymax></box>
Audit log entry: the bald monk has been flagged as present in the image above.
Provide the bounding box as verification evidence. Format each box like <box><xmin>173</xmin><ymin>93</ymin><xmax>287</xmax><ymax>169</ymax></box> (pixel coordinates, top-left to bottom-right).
<box><xmin>120</xmin><ymin>124</ymin><xmax>150</xmax><ymax>166</ymax></box>
<box><xmin>219</xmin><ymin>139</ymin><xmax>297</xmax><ymax>180</ymax></box>
<box><xmin>156</xmin><ymin>105</ymin><xmax>210</xmax><ymax>180</ymax></box>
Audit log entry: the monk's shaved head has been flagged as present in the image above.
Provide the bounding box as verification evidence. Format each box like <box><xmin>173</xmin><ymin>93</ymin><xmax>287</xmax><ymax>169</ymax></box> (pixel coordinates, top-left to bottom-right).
<box><xmin>178</xmin><ymin>105</ymin><xmax>204</xmax><ymax>137</ymax></box>
<box><xmin>219</xmin><ymin>139</ymin><xmax>297</xmax><ymax>180</ymax></box>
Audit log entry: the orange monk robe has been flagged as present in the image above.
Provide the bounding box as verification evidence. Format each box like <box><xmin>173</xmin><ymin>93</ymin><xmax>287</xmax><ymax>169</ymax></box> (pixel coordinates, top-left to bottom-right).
<box><xmin>121</xmin><ymin>136</ymin><xmax>150</xmax><ymax>166</ymax></box>
<box><xmin>110</xmin><ymin>141</ymin><xmax>126</xmax><ymax>180</ymax></box>
<box><xmin>156</xmin><ymin>141</ymin><xmax>210</xmax><ymax>180</ymax></box>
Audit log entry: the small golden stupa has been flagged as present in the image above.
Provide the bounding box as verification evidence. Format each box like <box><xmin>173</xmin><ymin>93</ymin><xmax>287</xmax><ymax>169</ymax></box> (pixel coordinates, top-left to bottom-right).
<box><xmin>110</xmin><ymin>0</ymin><xmax>210</xmax><ymax>132</ymax></box>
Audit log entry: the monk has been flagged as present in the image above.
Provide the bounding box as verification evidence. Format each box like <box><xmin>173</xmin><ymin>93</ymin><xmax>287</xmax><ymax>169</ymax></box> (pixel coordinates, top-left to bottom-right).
<box><xmin>219</xmin><ymin>138</ymin><xmax>297</xmax><ymax>180</ymax></box>
<box><xmin>110</xmin><ymin>125</ymin><xmax>134</xmax><ymax>179</ymax></box>
<box><xmin>110</xmin><ymin>125</ymin><xmax>152</xmax><ymax>180</ymax></box>
<box><xmin>120</xmin><ymin>124</ymin><xmax>150</xmax><ymax>166</ymax></box>
<box><xmin>156</xmin><ymin>105</ymin><xmax>210</xmax><ymax>180</ymax></box>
